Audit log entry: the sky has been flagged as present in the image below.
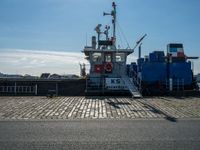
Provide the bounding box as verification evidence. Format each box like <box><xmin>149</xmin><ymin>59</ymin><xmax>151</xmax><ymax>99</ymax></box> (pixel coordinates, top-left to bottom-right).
<box><xmin>0</xmin><ymin>0</ymin><xmax>200</xmax><ymax>75</ymax></box>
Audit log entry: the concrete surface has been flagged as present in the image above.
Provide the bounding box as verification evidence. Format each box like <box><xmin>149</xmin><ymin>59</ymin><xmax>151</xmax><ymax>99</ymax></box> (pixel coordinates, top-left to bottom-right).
<box><xmin>0</xmin><ymin>119</ymin><xmax>200</xmax><ymax>150</ymax></box>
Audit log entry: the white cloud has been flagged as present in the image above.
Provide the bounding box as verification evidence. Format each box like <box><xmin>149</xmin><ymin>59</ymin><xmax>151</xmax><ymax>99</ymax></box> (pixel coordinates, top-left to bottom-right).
<box><xmin>127</xmin><ymin>53</ymin><xmax>137</xmax><ymax>64</ymax></box>
<box><xmin>0</xmin><ymin>48</ymin><xmax>199</xmax><ymax>76</ymax></box>
<box><xmin>191</xmin><ymin>60</ymin><xmax>200</xmax><ymax>75</ymax></box>
<box><xmin>0</xmin><ymin>49</ymin><xmax>89</xmax><ymax>76</ymax></box>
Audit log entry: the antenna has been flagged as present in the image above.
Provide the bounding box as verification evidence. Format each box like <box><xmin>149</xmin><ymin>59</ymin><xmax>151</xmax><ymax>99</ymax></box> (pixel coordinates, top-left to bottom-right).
<box><xmin>103</xmin><ymin>2</ymin><xmax>117</xmax><ymax>47</ymax></box>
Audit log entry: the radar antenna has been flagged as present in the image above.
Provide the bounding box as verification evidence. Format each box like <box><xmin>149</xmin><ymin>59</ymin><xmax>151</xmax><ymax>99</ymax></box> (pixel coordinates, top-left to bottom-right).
<box><xmin>103</xmin><ymin>2</ymin><xmax>117</xmax><ymax>47</ymax></box>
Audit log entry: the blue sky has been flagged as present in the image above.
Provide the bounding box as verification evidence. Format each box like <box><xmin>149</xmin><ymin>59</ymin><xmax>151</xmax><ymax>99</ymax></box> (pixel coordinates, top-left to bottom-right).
<box><xmin>0</xmin><ymin>0</ymin><xmax>200</xmax><ymax>75</ymax></box>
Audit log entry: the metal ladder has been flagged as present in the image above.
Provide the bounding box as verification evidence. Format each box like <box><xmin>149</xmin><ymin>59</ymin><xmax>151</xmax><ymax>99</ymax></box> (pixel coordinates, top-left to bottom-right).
<box><xmin>121</xmin><ymin>75</ymin><xmax>142</xmax><ymax>98</ymax></box>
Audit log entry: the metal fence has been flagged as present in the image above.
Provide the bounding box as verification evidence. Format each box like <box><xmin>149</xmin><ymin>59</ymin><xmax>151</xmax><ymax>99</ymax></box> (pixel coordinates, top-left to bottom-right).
<box><xmin>165</xmin><ymin>79</ymin><xmax>184</xmax><ymax>91</ymax></box>
<box><xmin>0</xmin><ymin>85</ymin><xmax>37</xmax><ymax>95</ymax></box>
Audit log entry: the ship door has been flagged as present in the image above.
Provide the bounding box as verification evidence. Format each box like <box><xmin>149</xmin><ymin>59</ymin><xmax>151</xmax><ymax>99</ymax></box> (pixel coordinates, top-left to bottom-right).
<box><xmin>104</xmin><ymin>53</ymin><xmax>113</xmax><ymax>73</ymax></box>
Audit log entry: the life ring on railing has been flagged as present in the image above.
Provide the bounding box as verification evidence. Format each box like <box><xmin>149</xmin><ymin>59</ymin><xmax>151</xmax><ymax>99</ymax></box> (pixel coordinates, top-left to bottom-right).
<box><xmin>104</xmin><ymin>62</ymin><xmax>113</xmax><ymax>72</ymax></box>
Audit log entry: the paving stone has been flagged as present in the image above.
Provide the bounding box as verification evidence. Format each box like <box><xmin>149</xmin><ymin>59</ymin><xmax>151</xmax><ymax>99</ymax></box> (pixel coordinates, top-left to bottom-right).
<box><xmin>0</xmin><ymin>96</ymin><xmax>200</xmax><ymax>120</ymax></box>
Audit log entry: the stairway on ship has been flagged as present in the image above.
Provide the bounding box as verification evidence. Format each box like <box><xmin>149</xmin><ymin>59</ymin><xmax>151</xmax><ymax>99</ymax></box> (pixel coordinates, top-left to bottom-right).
<box><xmin>121</xmin><ymin>75</ymin><xmax>142</xmax><ymax>98</ymax></box>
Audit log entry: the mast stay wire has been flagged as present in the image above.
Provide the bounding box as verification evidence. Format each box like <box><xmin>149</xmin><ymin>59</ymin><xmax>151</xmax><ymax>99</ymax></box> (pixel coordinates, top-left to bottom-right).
<box><xmin>116</xmin><ymin>23</ymin><xmax>124</xmax><ymax>49</ymax></box>
<box><xmin>103</xmin><ymin>4</ymin><xmax>130</xmax><ymax>49</ymax></box>
<box><xmin>116</xmin><ymin>20</ymin><xmax>131</xmax><ymax>49</ymax></box>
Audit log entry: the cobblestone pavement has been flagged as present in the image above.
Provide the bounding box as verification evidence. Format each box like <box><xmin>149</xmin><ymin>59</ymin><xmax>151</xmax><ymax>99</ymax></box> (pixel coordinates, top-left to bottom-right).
<box><xmin>147</xmin><ymin>97</ymin><xmax>200</xmax><ymax>118</ymax></box>
<box><xmin>0</xmin><ymin>96</ymin><xmax>199</xmax><ymax>120</ymax></box>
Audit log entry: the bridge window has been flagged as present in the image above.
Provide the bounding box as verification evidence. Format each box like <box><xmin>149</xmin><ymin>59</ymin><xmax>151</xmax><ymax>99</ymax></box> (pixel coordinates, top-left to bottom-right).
<box><xmin>92</xmin><ymin>52</ymin><xmax>102</xmax><ymax>62</ymax></box>
<box><xmin>105</xmin><ymin>54</ymin><xmax>112</xmax><ymax>62</ymax></box>
<box><xmin>116</xmin><ymin>53</ymin><xmax>125</xmax><ymax>62</ymax></box>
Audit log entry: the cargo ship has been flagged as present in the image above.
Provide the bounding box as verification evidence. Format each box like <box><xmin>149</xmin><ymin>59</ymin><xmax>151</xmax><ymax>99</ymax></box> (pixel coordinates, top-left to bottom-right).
<box><xmin>128</xmin><ymin>43</ymin><xmax>199</xmax><ymax>95</ymax></box>
<box><xmin>83</xmin><ymin>2</ymin><xmax>199</xmax><ymax>97</ymax></box>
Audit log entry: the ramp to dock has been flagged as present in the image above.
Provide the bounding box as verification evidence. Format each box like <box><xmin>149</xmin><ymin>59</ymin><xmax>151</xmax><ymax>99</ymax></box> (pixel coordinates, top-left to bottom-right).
<box><xmin>121</xmin><ymin>75</ymin><xmax>142</xmax><ymax>98</ymax></box>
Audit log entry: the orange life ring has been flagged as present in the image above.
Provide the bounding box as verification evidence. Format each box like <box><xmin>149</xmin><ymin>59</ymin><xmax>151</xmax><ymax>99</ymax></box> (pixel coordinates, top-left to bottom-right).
<box><xmin>105</xmin><ymin>62</ymin><xmax>113</xmax><ymax>72</ymax></box>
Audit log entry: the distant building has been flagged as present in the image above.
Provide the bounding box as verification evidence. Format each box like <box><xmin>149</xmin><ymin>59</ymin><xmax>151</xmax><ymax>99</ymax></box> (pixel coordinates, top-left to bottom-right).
<box><xmin>40</xmin><ymin>73</ymin><xmax>51</xmax><ymax>79</ymax></box>
<box><xmin>49</xmin><ymin>74</ymin><xmax>61</xmax><ymax>79</ymax></box>
<box><xmin>61</xmin><ymin>74</ymin><xmax>79</xmax><ymax>79</ymax></box>
<box><xmin>23</xmin><ymin>74</ymin><xmax>39</xmax><ymax>79</ymax></box>
<box><xmin>67</xmin><ymin>74</ymin><xmax>79</xmax><ymax>79</ymax></box>
<box><xmin>0</xmin><ymin>73</ymin><xmax>23</xmax><ymax>78</ymax></box>
<box><xmin>0</xmin><ymin>72</ymin><xmax>3</xmax><ymax>77</ymax></box>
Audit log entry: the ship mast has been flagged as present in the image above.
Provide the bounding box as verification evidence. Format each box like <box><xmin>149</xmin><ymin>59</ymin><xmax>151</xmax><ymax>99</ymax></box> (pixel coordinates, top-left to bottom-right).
<box><xmin>103</xmin><ymin>2</ymin><xmax>117</xmax><ymax>48</ymax></box>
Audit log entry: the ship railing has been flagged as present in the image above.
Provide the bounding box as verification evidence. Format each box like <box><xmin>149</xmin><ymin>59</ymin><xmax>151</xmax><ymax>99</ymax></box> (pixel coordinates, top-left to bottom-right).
<box><xmin>165</xmin><ymin>79</ymin><xmax>185</xmax><ymax>91</ymax></box>
<box><xmin>132</xmin><ymin>70</ymin><xmax>141</xmax><ymax>88</ymax></box>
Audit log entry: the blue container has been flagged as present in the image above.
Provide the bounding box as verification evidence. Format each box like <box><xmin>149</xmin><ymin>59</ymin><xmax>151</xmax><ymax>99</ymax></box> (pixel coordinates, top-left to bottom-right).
<box><xmin>149</xmin><ymin>51</ymin><xmax>165</xmax><ymax>62</ymax></box>
<box><xmin>169</xmin><ymin>62</ymin><xmax>192</xmax><ymax>85</ymax></box>
<box><xmin>141</xmin><ymin>62</ymin><xmax>167</xmax><ymax>83</ymax></box>
<box><xmin>135</xmin><ymin>49</ymin><xmax>193</xmax><ymax>89</ymax></box>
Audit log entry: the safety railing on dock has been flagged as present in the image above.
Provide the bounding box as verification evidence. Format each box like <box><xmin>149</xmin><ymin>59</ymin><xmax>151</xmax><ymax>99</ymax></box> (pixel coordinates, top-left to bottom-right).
<box><xmin>0</xmin><ymin>85</ymin><xmax>37</xmax><ymax>95</ymax></box>
<box><xmin>165</xmin><ymin>79</ymin><xmax>185</xmax><ymax>91</ymax></box>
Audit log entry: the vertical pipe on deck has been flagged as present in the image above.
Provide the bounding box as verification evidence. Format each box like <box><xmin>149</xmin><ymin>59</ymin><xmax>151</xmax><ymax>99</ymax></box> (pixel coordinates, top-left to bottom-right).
<box><xmin>86</xmin><ymin>78</ymin><xmax>88</xmax><ymax>92</ymax></box>
<box><xmin>14</xmin><ymin>82</ymin><xmax>17</xmax><ymax>95</ymax></box>
<box><xmin>35</xmin><ymin>84</ymin><xmax>37</xmax><ymax>95</ymax></box>
<box><xmin>139</xmin><ymin>44</ymin><xmax>142</xmax><ymax>59</ymax></box>
<box><xmin>169</xmin><ymin>78</ymin><xmax>173</xmax><ymax>91</ymax></box>
<box><xmin>56</xmin><ymin>83</ymin><xmax>58</xmax><ymax>96</ymax></box>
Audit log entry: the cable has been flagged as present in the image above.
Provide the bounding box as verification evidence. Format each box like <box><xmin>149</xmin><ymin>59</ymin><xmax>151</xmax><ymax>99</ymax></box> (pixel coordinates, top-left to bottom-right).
<box><xmin>116</xmin><ymin>20</ymin><xmax>131</xmax><ymax>49</ymax></box>
<box><xmin>116</xmin><ymin>24</ymin><xmax>124</xmax><ymax>49</ymax></box>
